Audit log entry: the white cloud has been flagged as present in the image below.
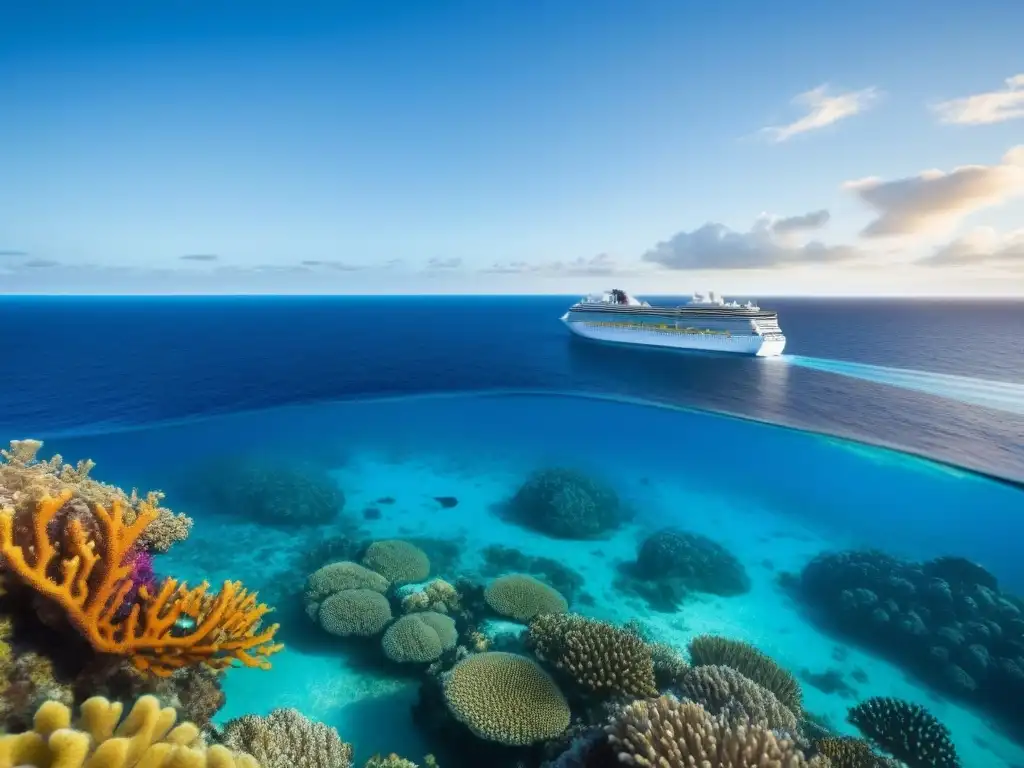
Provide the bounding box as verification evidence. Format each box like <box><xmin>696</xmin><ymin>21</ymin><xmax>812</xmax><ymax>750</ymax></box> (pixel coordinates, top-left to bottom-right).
<box><xmin>641</xmin><ymin>211</ymin><xmax>858</xmax><ymax>269</ymax></box>
<box><xmin>762</xmin><ymin>85</ymin><xmax>878</xmax><ymax>142</ymax></box>
<box><xmin>920</xmin><ymin>227</ymin><xmax>1024</xmax><ymax>270</ymax></box>
<box><xmin>425</xmin><ymin>257</ymin><xmax>463</xmax><ymax>270</ymax></box>
<box><xmin>844</xmin><ymin>145</ymin><xmax>1024</xmax><ymax>238</ymax></box>
<box><xmin>482</xmin><ymin>253</ymin><xmax>636</xmax><ymax>277</ymax></box>
<box><xmin>932</xmin><ymin>74</ymin><xmax>1024</xmax><ymax>126</ymax></box>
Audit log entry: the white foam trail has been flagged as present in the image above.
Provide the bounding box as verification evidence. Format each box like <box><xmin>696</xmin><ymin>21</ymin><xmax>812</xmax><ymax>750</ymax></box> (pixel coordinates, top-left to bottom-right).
<box><xmin>784</xmin><ymin>355</ymin><xmax>1024</xmax><ymax>416</ymax></box>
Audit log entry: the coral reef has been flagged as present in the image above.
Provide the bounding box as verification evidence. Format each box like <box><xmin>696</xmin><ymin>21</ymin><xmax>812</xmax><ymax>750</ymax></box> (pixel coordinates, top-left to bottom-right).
<box><xmin>646</xmin><ymin>641</ymin><xmax>689</xmax><ymax>690</ymax></box>
<box><xmin>502</xmin><ymin>468</ymin><xmax>631</xmax><ymax>540</ymax></box>
<box><xmin>0</xmin><ymin>491</ymin><xmax>282</xmax><ymax>677</ymax></box>
<box><xmin>675</xmin><ymin>664</ymin><xmax>798</xmax><ymax>732</ymax></box>
<box><xmin>382</xmin><ymin>612</ymin><xmax>458</xmax><ymax>663</ymax></box>
<box><xmin>362</xmin><ymin>540</ymin><xmax>431</xmax><ymax>585</ymax></box>
<box><xmin>688</xmin><ymin>634</ymin><xmax>803</xmax><ymax>715</ymax></box>
<box><xmin>305</xmin><ymin>561</ymin><xmax>390</xmax><ymax>605</ymax></box>
<box><xmin>400</xmin><ymin>579</ymin><xmax>461</xmax><ymax>615</ymax></box>
<box><xmin>798</xmin><ymin>549</ymin><xmax>1024</xmax><ymax>733</ymax></box>
<box><xmin>220</xmin><ymin>707</ymin><xmax>354</xmax><ymax>768</ymax></box>
<box><xmin>616</xmin><ymin>528</ymin><xmax>750</xmax><ymax>610</ymax></box>
<box><xmin>316</xmin><ymin>588</ymin><xmax>393</xmax><ymax>637</ymax></box>
<box><xmin>0</xmin><ymin>694</ymin><xmax>259</xmax><ymax>767</ymax></box>
<box><xmin>526</xmin><ymin>613</ymin><xmax>657</xmax><ymax>699</ymax></box>
<box><xmin>814</xmin><ymin>736</ymin><xmax>902</xmax><ymax>768</ymax></box>
<box><xmin>479</xmin><ymin>545</ymin><xmax>585</xmax><ymax>604</ymax></box>
<box><xmin>441</xmin><ymin>652</ymin><xmax>571</xmax><ymax>746</ymax></box>
<box><xmin>0</xmin><ymin>439</ymin><xmax>192</xmax><ymax>553</ymax></box>
<box><xmin>847</xmin><ymin>697</ymin><xmax>961</xmax><ymax>768</ymax></box>
<box><xmin>484</xmin><ymin>575</ymin><xmax>568</xmax><ymax>623</ymax></box>
<box><xmin>604</xmin><ymin>695</ymin><xmax>825</xmax><ymax>766</ymax></box>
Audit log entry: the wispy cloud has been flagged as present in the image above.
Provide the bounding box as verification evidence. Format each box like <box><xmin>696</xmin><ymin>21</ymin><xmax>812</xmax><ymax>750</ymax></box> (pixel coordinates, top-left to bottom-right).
<box><xmin>481</xmin><ymin>253</ymin><xmax>637</xmax><ymax>277</ymax></box>
<box><xmin>762</xmin><ymin>85</ymin><xmax>878</xmax><ymax>143</ymax></box>
<box><xmin>179</xmin><ymin>253</ymin><xmax>219</xmax><ymax>262</ymax></box>
<box><xmin>22</xmin><ymin>258</ymin><xmax>60</xmax><ymax>268</ymax></box>
<box><xmin>932</xmin><ymin>74</ymin><xmax>1024</xmax><ymax>126</ymax></box>
<box><xmin>425</xmin><ymin>257</ymin><xmax>463</xmax><ymax>270</ymax></box>
<box><xmin>641</xmin><ymin>211</ymin><xmax>858</xmax><ymax>269</ymax></box>
<box><xmin>844</xmin><ymin>145</ymin><xmax>1024</xmax><ymax>238</ymax></box>
<box><xmin>0</xmin><ymin>250</ymin><xmax>29</xmax><ymax>257</ymax></box>
<box><xmin>921</xmin><ymin>227</ymin><xmax>1024</xmax><ymax>270</ymax></box>
<box><xmin>299</xmin><ymin>259</ymin><xmax>364</xmax><ymax>271</ymax></box>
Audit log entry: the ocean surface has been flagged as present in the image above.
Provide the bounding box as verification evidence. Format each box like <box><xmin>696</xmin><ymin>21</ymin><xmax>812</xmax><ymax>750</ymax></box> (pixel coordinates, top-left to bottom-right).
<box><xmin>2</xmin><ymin>294</ymin><xmax>1024</xmax><ymax>767</ymax></box>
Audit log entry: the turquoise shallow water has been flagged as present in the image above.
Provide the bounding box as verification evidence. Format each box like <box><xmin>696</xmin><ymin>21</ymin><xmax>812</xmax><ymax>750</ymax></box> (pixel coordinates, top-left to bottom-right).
<box><xmin>34</xmin><ymin>391</ymin><xmax>1024</xmax><ymax>767</ymax></box>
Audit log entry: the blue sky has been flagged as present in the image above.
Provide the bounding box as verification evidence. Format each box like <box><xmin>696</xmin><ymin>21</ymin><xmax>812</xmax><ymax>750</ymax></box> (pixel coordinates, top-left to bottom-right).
<box><xmin>1</xmin><ymin>1</ymin><xmax>1023</xmax><ymax>295</ymax></box>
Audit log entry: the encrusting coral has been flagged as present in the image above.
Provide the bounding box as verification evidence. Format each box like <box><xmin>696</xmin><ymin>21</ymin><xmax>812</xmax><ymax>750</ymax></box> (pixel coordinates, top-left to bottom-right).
<box><xmin>688</xmin><ymin>634</ymin><xmax>804</xmax><ymax>715</ymax></box>
<box><xmin>441</xmin><ymin>652</ymin><xmax>570</xmax><ymax>746</ymax></box>
<box><xmin>0</xmin><ymin>490</ymin><xmax>283</xmax><ymax>678</ymax></box>
<box><xmin>0</xmin><ymin>694</ymin><xmax>259</xmax><ymax>767</ymax></box>
<box><xmin>0</xmin><ymin>439</ymin><xmax>192</xmax><ymax>554</ymax></box>
<box><xmin>484</xmin><ymin>574</ymin><xmax>568</xmax><ymax>623</ymax></box>
<box><xmin>527</xmin><ymin>613</ymin><xmax>658</xmax><ymax>698</ymax></box>
<box><xmin>220</xmin><ymin>707</ymin><xmax>353</xmax><ymax>768</ymax></box>
<box><xmin>605</xmin><ymin>695</ymin><xmax>827</xmax><ymax>767</ymax></box>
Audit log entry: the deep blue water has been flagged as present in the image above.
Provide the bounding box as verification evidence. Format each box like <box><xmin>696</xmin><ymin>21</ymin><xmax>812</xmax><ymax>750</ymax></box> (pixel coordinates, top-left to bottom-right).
<box><xmin>2</xmin><ymin>295</ymin><xmax>1022</xmax><ymax>482</ymax></box>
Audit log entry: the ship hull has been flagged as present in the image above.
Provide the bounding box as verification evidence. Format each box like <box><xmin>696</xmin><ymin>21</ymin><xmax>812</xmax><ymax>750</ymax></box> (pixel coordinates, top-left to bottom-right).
<box><xmin>560</xmin><ymin>314</ymin><xmax>786</xmax><ymax>357</ymax></box>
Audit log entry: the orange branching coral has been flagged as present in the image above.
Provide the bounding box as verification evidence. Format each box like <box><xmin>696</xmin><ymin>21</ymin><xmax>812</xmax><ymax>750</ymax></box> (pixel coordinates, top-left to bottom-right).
<box><xmin>0</xmin><ymin>490</ymin><xmax>283</xmax><ymax>678</ymax></box>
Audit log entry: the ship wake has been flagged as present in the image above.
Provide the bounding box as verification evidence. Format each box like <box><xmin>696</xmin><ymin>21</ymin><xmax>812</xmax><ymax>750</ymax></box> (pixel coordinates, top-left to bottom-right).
<box><xmin>783</xmin><ymin>355</ymin><xmax>1024</xmax><ymax>417</ymax></box>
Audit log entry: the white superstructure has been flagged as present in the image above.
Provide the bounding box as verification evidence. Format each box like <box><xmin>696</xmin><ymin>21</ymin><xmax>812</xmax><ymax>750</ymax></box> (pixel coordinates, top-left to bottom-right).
<box><xmin>560</xmin><ymin>289</ymin><xmax>786</xmax><ymax>357</ymax></box>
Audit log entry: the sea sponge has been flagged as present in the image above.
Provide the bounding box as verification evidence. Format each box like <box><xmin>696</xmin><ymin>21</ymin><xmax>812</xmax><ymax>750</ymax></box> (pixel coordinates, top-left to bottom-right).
<box><xmin>0</xmin><ymin>694</ymin><xmax>259</xmax><ymax>767</ymax></box>
<box><xmin>484</xmin><ymin>574</ymin><xmax>568</xmax><ymax>622</ymax></box>
<box><xmin>442</xmin><ymin>652</ymin><xmax>570</xmax><ymax>746</ymax></box>
<box><xmin>689</xmin><ymin>634</ymin><xmax>803</xmax><ymax>715</ymax></box>
<box><xmin>306</xmin><ymin>561</ymin><xmax>389</xmax><ymax>605</ymax></box>
<box><xmin>505</xmin><ymin>468</ymin><xmax>630</xmax><ymax>539</ymax></box>
<box><xmin>526</xmin><ymin>613</ymin><xmax>658</xmax><ymax>698</ymax></box>
<box><xmin>606</xmin><ymin>695</ymin><xmax>825</xmax><ymax>766</ymax></box>
<box><xmin>220</xmin><ymin>707</ymin><xmax>353</xmax><ymax>768</ymax></box>
<box><xmin>382</xmin><ymin>612</ymin><xmax>457</xmax><ymax>664</ymax></box>
<box><xmin>847</xmin><ymin>697</ymin><xmax>961</xmax><ymax>768</ymax></box>
<box><xmin>318</xmin><ymin>589</ymin><xmax>393</xmax><ymax>637</ymax></box>
<box><xmin>362</xmin><ymin>540</ymin><xmax>430</xmax><ymax>585</ymax></box>
<box><xmin>676</xmin><ymin>664</ymin><xmax>798</xmax><ymax>732</ymax></box>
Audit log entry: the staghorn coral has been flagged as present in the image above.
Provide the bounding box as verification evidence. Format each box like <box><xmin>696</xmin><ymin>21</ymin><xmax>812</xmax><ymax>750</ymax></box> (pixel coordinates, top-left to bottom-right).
<box><xmin>526</xmin><ymin>613</ymin><xmax>657</xmax><ymax>698</ymax></box>
<box><xmin>0</xmin><ymin>694</ymin><xmax>259</xmax><ymax>767</ymax></box>
<box><xmin>814</xmin><ymin>736</ymin><xmax>902</xmax><ymax>768</ymax></box>
<box><xmin>305</xmin><ymin>562</ymin><xmax>389</xmax><ymax>606</ymax></box>
<box><xmin>0</xmin><ymin>491</ymin><xmax>282</xmax><ymax>678</ymax></box>
<box><xmin>382</xmin><ymin>612</ymin><xmax>457</xmax><ymax>664</ymax></box>
<box><xmin>847</xmin><ymin>697</ymin><xmax>961</xmax><ymax>768</ymax></box>
<box><xmin>362</xmin><ymin>540</ymin><xmax>430</xmax><ymax>585</ymax></box>
<box><xmin>676</xmin><ymin>664</ymin><xmax>798</xmax><ymax>732</ymax></box>
<box><xmin>689</xmin><ymin>634</ymin><xmax>803</xmax><ymax>715</ymax></box>
<box><xmin>0</xmin><ymin>439</ymin><xmax>192</xmax><ymax>554</ymax></box>
<box><xmin>317</xmin><ymin>588</ymin><xmax>393</xmax><ymax>637</ymax></box>
<box><xmin>647</xmin><ymin>641</ymin><xmax>689</xmax><ymax>690</ymax></box>
<box><xmin>484</xmin><ymin>574</ymin><xmax>568</xmax><ymax>623</ymax></box>
<box><xmin>605</xmin><ymin>695</ymin><xmax>826</xmax><ymax>767</ymax></box>
<box><xmin>221</xmin><ymin>707</ymin><xmax>353</xmax><ymax>768</ymax></box>
<box><xmin>442</xmin><ymin>651</ymin><xmax>570</xmax><ymax>746</ymax></box>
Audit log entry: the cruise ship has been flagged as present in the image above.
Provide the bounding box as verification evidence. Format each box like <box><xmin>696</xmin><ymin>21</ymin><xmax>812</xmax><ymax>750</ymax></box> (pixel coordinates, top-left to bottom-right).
<box><xmin>560</xmin><ymin>289</ymin><xmax>786</xmax><ymax>357</ymax></box>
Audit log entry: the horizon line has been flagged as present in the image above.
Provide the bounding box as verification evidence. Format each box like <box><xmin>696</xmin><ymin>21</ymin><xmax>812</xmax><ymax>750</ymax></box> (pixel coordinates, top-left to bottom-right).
<box><xmin>1</xmin><ymin>292</ymin><xmax>1023</xmax><ymax>300</ymax></box>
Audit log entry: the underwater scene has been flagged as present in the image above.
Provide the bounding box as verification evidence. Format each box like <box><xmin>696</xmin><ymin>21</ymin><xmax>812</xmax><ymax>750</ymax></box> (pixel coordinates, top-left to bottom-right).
<box><xmin>1</xmin><ymin>297</ymin><xmax>1023</xmax><ymax>768</ymax></box>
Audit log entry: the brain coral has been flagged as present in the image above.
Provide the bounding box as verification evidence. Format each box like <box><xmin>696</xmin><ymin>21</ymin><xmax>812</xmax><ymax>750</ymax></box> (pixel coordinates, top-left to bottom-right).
<box><xmin>442</xmin><ymin>652</ymin><xmax>570</xmax><ymax>746</ymax></box>
<box><xmin>362</xmin><ymin>540</ymin><xmax>431</xmax><ymax>585</ymax></box>
<box><xmin>306</xmin><ymin>561</ymin><xmax>390</xmax><ymax>605</ymax></box>
<box><xmin>318</xmin><ymin>588</ymin><xmax>393</xmax><ymax>637</ymax></box>
<box><xmin>484</xmin><ymin>573</ymin><xmax>568</xmax><ymax>622</ymax></box>
<box><xmin>382</xmin><ymin>612</ymin><xmax>458</xmax><ymax>663</ymax></box>
<box><xmin>688</xmin><ymin>635</ymin><xmax>803</xmax><ymax>715</ymax></box>
<box><xmin>606</xmin><ymin>696</ymin><xmax>826</xmax><ymax>766</ymax></box>
<box><xmin>505</xmin><ymin>468</ymin><xmax>630</xmax><ymax>539</ymax></box>
<box><xmin>677</xmin><ymin>664</ymin><xmax>798</xmax><ymax>732</ymax></box>
<box><xmin>527</xmin><ymin>613</ymin><xmax>657</xmax><ymax>698</ymax></box>
<box><xmin>221</xmin><ymin>707</ymin><xmax>353</xmax><ymax>768</ymax></box>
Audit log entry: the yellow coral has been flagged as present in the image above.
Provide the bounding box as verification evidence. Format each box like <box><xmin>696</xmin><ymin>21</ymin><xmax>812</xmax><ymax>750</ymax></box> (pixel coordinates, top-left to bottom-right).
<box><xmin>0</xmin><ymin>491</ymin><xmax>283</xmax><ymax>678</ymax></box>
<box><xmin>0</xmin><ymin>694</ymin><xmax>260</xmax><ymax>768</ymax></box>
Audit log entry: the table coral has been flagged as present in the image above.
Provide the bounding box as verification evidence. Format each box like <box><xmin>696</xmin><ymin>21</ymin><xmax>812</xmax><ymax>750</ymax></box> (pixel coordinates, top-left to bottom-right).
<box><xmin>0</xmin><ymin>491</ymin><xmax>282</xmax><ymax>678</ymax></box>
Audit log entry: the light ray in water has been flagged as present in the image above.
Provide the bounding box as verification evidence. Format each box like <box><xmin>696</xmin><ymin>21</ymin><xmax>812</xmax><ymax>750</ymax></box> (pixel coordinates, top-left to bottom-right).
<box><xmin>783</xmin><ymin>355</ymin><xmax>1024</xmax><ymax>416</ymax></box>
